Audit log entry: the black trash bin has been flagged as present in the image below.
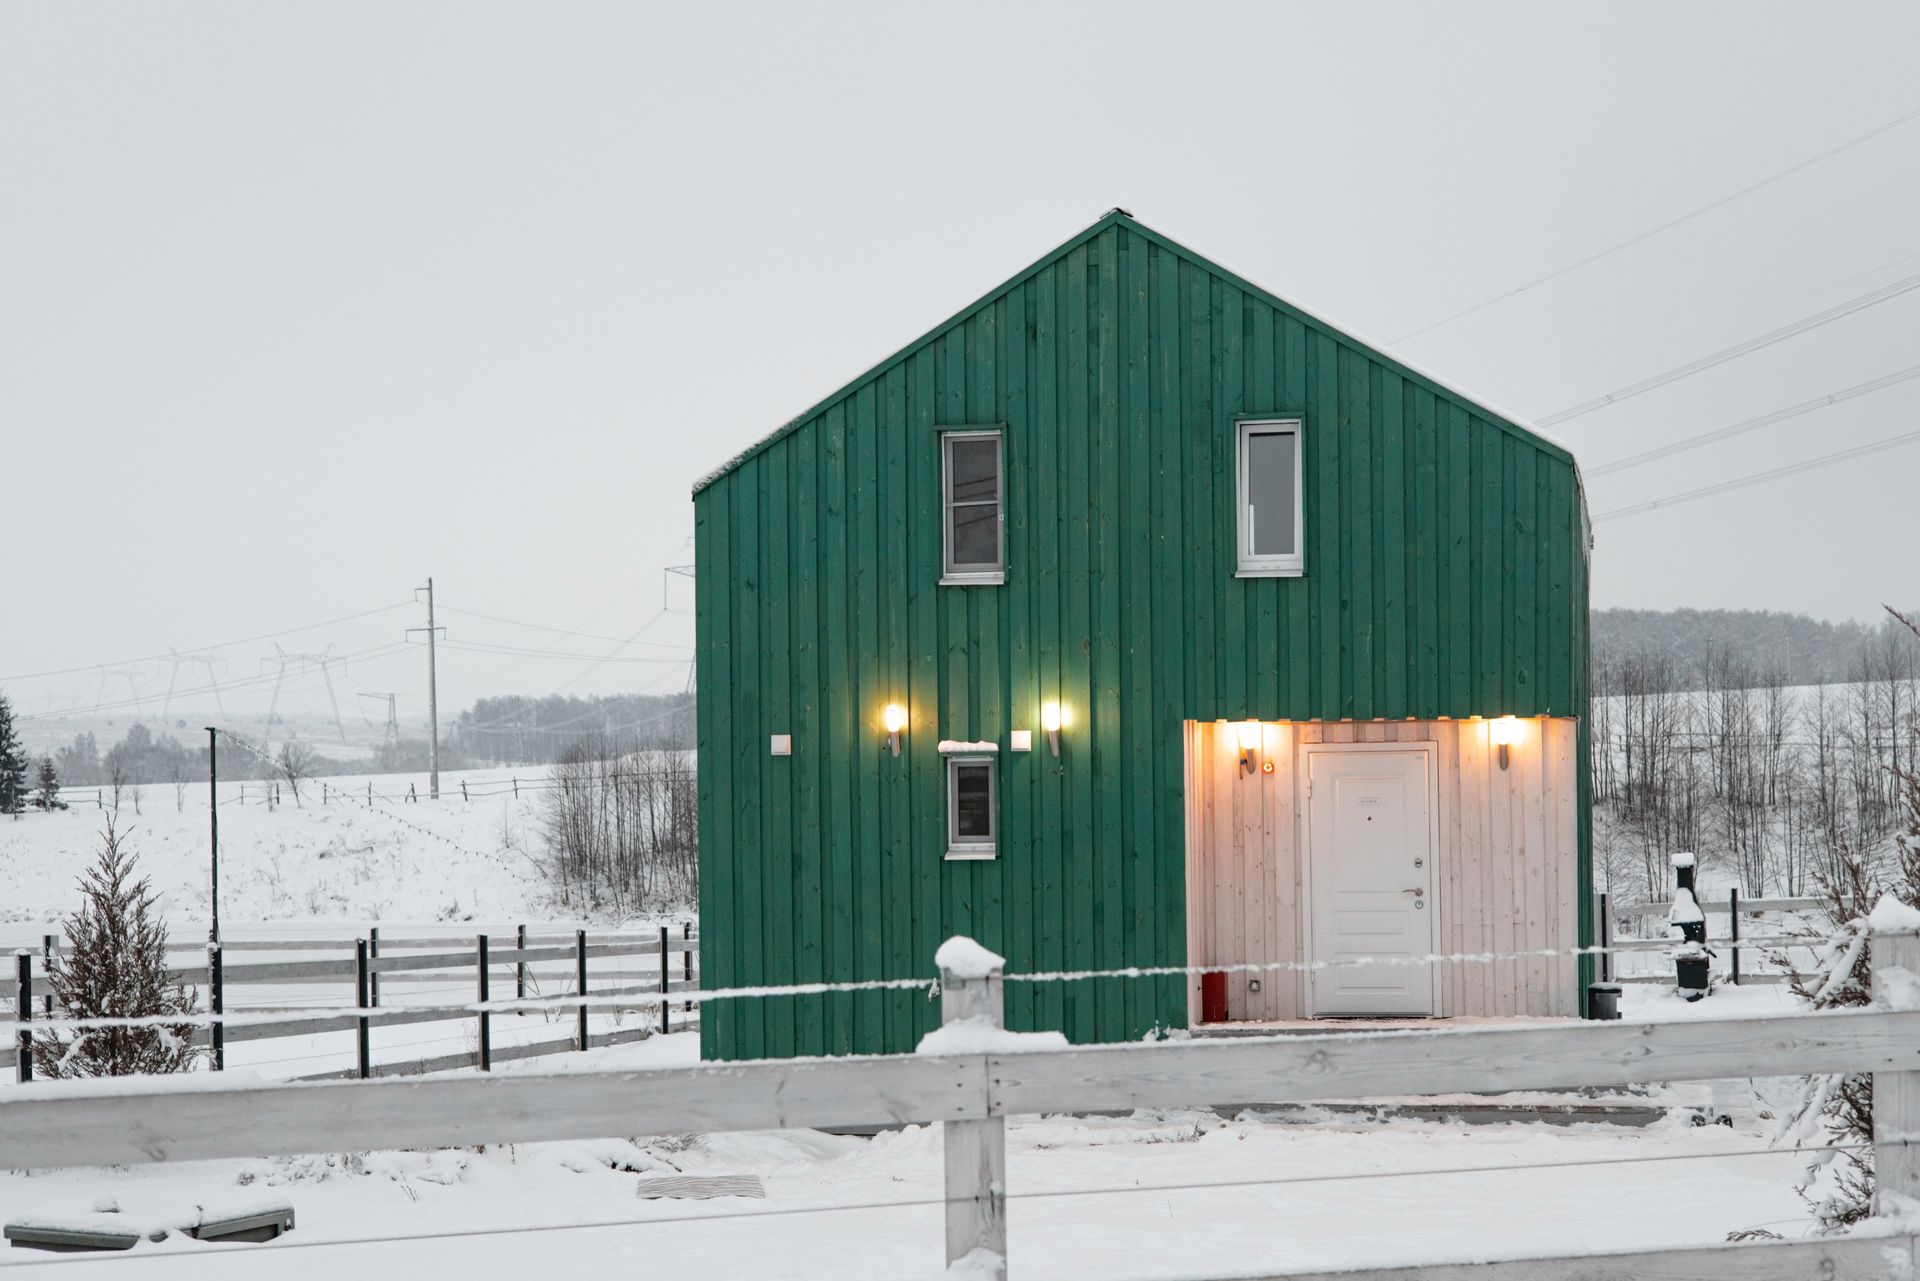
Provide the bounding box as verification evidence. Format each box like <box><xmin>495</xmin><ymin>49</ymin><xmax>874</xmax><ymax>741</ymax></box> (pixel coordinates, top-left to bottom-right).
<box><xmin>1676</xmin><ymin>955</ymin><xmax>1711</xmax><ymax>1000</ymax></box>
<box><xmin>1586</xmin><ymin>983</ymin><xmax>1622</xmax><ymax>1021</ymax></box>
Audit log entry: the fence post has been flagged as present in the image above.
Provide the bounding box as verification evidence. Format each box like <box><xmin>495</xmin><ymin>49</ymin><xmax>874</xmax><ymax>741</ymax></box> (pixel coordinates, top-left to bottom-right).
<box><xmin>575</xmin><ymin>929</ymin><xmax>589</xmax><ymax>1052</ymax></box>
<box><xmin>1874</xmin><ymin>915</ymin><xmax>1920</xmax><ymax>1216</ymax></box>
<box><xmin>368</xmin><ymin>927</ymin><xmax>381</xmax><ymax>1008</ymax></box>
<box><xmin>1598</xmin><ymin>892</ymin><xmax>1612</xmax><ymax>983</ymax></box>
<box><xmin>939</xmin><ymin>942</ymin><xmax>1007</xmax><ymax>1280</ymax></box>
<box><xmin>1729</xmin><ymin>888</ymin><xmax>1741</xmax><ymax>986</ymax></box>
<box><xmin>512</xmin><ymin>777</ymin><xmax>518</xmax><ymax>799</ymax></box>
<box><xmin>208</xmin><ymin>943</ymin><xmax>224</xmax><ymax>1072</ymax></box>
<box><xmin>477</xmin><ymin>935</ymin><xmax>492</xmax><ymax>1072</ymax></box>
<box><xmin>42</xmin><ymin>935</ymin><xmax>55</xmax><ymax>1018</ymax></box>
<box><xmin>355</xmin><ymin>939</ymin><xmax>371</xmax><ymax>1080</ymax></box>
<box><xmin>683</xmin><ymin>921</ymin><xmax>693</xmax><ymax>1015</ymax></box>
<box><xmin>461</xmin><ymin>780</ymin><xmax>469</xmax><ymax>802</ymax></box>
<box><xmin>659</xmin><ymin>926</ymin><xmax>671</xmax><ymax>1036</ymax></box>
<box><xmin>15</xmin><ymin>951</ymin><xmax>33</xmax><ymax>1084</ymax></box>
<box><xmin>516</xmin><ymin>924</ymin><xmax>528</xmax><ymax>1005</ymax></box>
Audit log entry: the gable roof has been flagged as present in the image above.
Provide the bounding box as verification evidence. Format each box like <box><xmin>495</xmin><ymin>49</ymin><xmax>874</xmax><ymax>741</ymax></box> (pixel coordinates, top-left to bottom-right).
<box><xmin>693</xmin><ymin>208</ymin><xmax>1581</xmax><ymax>496</ymax></box>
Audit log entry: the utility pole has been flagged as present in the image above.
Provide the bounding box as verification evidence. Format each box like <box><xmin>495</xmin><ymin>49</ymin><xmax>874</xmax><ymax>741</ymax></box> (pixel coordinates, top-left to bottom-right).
<box><xmin>408</xmin><ymin>579</ymin><xmax>443</xmax><ymax>799</ymax></box>
<box><xmin>205</xmin><ymin>727</ymin><xmax>220</xmax><ymax>945</ymax></box>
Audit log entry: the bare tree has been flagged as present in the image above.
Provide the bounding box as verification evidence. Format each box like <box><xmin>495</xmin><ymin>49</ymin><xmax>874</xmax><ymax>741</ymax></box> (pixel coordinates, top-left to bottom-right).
<box><xmin>277</xmin><ymin>740</ymin><xmax>317</xmax><ymax>807</ymax></box>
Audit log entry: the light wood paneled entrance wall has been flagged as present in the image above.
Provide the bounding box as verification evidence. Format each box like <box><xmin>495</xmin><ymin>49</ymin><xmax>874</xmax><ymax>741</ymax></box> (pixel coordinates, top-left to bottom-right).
<box><xmin>1183</xmin><ymin>718</ymin><xmax>1580</xmax><ymax>1023</ymax></box>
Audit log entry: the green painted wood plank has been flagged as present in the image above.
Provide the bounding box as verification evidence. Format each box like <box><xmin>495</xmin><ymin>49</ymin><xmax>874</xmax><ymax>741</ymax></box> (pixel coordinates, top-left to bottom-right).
<box><xmin>1063</xmin><ymin>241</ymin><xmax>1096</xmax><ymax>1044</ymax></box>
<box><xmin>695</xmin><ymin>481</ymin><xmax>731</xmax><ymax>1060</ymax></box>
<box><xmin>1344</xmin><ymin>346</ymin><xmax>1372</xmax><ymax>720</ymax></box>
<box><xmin>1410</xmin><ymin>386</ymin><xmax>1439</xmax><ymax>718</ymax></box>
<box><xmin>1477</xmin><ymin>423</ymin><xmax>1505</xmax><ymax>714</ymax></box>
<box><xmin>1031</xmin><ymin>260</ymin><xmax>1066</xmax><ymax>1039</ymax></box>
<box><xmin>907</xmin><ymin>350</ymin><xmax>943</xmax><ymax>1050</ymax></box>
<box><xmin>1444</xmin><ymin>402</ymin><xmax>1475</xmax><ymax>715</ymax></box>
<box><xmin>1150</xmin><ymin>240</ymin><xmax>1187</xmax><ymax>1025</ymax></box>
<box><xmin>1513</xmin><ymin>443</ymin><xmax>1538</xmax><ymax>713</ymax></box>
<box><xmin>1094</xmin><ymin>227</ymin><xmax>1126</xmax><ymax>1038</ymax></box>
<box><xmin>762</xmin><ymin>440</ymin><xmax>797</xmax><ymax>1056</ymax></box>
<box><xmin>848</xmin><ymin>382</ymin><xmax>883</xmax><ymax>1050</ymax></box>
<box><xmin>1217</xmin><ymin>280</ymin><xmax>1247</xmax><ymax>721</ymax></box>
<box><xmin>880</xmin><ymin>363</ymin><xmax>914</xmax><ymax>1048</ymax></box>
<box><xmin>1001</xmin><ymin>279</ymin><xmax>1036</xmax><ymax>1034</ymax></box>
<box><xmin>1312</xmin><ymin>331</ymin><xmax>1343</xmax><ymax>716</ymax></box>
<box><xmin>1120</xmin><ymin>225</ymin><xmax>1156</xmax><ymax>1037</ymax></box>
<box><xmin>731</xmin><ymin>463</ymin><xmax>766</xmax><ymax>1059</ymax></box>
<box><xmin>1379</xmin><ymin>368</ymin><xmax>1408</xmax><ymax>717</ymax></box>
<box><xmin>820</xmin><ymin>403</ymin><xmax>855</xmax><ymax>1053</ymax></box>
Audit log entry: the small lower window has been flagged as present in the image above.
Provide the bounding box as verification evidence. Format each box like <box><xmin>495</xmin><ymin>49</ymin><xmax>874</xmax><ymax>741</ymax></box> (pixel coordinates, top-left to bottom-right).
<box><xmin>1237</xmin><ymin>419</ymin><xmax>1303</xmax><ymax>576</ymax></box>
<box><xmin>947</xmin><ymin>757</ymin><xmax>996</xmax><ymax>859</ymax></box>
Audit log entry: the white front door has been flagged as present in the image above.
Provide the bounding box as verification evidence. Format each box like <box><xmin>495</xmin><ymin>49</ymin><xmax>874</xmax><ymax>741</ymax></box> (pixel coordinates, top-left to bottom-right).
<box><xmin>1305</xmin><ymin>745</ymin><xmax>1437</xmax><ymax>1017</ymax></box>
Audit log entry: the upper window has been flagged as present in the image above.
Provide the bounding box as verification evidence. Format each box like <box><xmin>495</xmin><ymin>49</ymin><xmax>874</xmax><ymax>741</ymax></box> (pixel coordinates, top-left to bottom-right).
<box><xmin>1237</xmin><ymin>420</ymin><xmax>1303</xmax><ymax>576</ymax></box>
<box><xmin>946</xmin><ymin>756</ymin><xmax>997</xmax><ymax>859</ymax></box>
<box><xmin>942</xmin><ymin>430</ymin><xmax>1004</xmax><ymax>583</ymax></box>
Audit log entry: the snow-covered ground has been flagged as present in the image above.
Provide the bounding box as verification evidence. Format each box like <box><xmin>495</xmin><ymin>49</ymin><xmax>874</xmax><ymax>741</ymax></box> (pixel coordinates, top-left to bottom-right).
<box><xmin>0</xmin><ymin>768</ymin><xmax>1856</xmax><ymax>1277</ymax></box>
<box><xmin>0</xmin><ymin>1026</ymin><xmax>1829</xmax><ymax>1279</ymax></box>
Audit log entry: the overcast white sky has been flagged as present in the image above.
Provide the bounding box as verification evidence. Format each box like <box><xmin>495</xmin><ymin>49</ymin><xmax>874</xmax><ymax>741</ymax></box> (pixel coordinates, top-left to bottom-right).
<box><xmin>4</xmin><ymin>2</ymin><xmax>1917</xmax><ymax>729</ymax></box>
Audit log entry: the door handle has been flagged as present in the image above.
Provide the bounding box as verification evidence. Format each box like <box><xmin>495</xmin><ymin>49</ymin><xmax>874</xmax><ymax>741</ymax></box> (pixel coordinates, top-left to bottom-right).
<box><xmin>1403</xmin><ymin>888</ymin><xmax>1424</xmax><ymax>897</ymax></box>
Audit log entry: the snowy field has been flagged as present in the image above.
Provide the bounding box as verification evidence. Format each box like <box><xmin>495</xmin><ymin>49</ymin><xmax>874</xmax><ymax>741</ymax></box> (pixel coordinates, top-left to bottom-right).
<box><xmin>0</xmin><ymin>765</ymin><xmax>653</xmax><ymax>945</ymax></box>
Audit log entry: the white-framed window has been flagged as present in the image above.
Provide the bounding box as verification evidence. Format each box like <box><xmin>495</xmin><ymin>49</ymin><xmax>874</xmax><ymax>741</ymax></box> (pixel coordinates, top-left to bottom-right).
<box><xmin>946</xmin><ymin>756</ymin><xmax>996</xmax><ymax>859</ymax></box>
<box><xmin>1237</xmin><ymin>419</ymin><xmax>1303</xmax><ymax>576</ymax></box>
<box><xmin>941</xmin><ymin>430</ymin><xmax>1004</xmax><ymax>584</ymax></box>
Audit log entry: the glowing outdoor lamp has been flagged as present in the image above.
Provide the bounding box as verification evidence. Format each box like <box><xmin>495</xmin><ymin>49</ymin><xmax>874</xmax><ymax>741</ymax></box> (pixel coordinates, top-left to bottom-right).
<box><xmin>883</xmin><ymin>703</ymin><xmax>908</xmax><ymax>756</ymax></box>
<box><xmin>1236</xmin><ymin>720</ymin><xmax>1261</xmax><ymax>775</ymax></box>
<box><xmin>1040</xmin><ymin>701</ymin><xmax>1065</xmax><ymax>757</ymax></box>
<box><xmin>1488</xmin><ymin>716</ymin><xmax>1520</xmax><ymax>770</ymax></box>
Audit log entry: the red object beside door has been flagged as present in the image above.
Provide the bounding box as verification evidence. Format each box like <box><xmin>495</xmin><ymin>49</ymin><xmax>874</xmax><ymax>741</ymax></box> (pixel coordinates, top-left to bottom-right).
<box><xmin>1200</xmin><ymin>971</ymin><xmax>1228</xmax><ymax>1024</ymax></box>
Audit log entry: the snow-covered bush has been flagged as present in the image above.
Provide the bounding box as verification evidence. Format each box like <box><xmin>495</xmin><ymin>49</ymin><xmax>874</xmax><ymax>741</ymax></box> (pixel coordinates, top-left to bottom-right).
<box><xmin>32</xmin><ymin>816</ymin><xmax>201</xmax><ymax>1078</ymax></box>
<box><xmin>1774</xmin><ymin>768</ymin><xmax>1920</xmax><ymax>1228</ymax></box>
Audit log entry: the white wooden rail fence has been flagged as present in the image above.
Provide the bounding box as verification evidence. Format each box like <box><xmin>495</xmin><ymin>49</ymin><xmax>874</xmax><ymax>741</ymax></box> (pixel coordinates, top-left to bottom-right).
<box><xmin>1600</xmin><ymin>890</ymin><xmax>1825</xmax><ymax>985</ymax></box>
<box><xmin>5</xmin><ymin>928</ymin><xmax>1920</xmax><ymax>1280</ymax></box>
<box><xmin>4</xmin><ymin>925</ymin><xmax>698</xmax><ymax>1081</ymax></box>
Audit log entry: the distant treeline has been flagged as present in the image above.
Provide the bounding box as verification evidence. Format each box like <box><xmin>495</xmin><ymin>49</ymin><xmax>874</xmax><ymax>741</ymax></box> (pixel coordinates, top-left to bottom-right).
<box><xmin>454</xmin><ymin>692</ymin><xmax>694</xmax><ymax>766</ymax></box>
<box><xmin>1592</xmin><ymin>607</ymin><xmax>1920</xmax><ymax>688</ymax></box>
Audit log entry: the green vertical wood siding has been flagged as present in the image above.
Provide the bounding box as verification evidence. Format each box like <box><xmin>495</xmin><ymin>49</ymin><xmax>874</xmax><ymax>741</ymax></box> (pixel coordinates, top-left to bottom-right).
<box><xmin>694</xmin><ymin>212</ymin><xmax>1592</xmax><ymax>1059</ymax></box>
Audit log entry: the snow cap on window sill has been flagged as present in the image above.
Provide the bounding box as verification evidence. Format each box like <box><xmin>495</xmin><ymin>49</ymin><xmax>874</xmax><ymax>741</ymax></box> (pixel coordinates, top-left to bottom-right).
<box><xmin>938</xmin><ymin>740</ymin><xmax>998</xmax><ymax>754</ymax></box>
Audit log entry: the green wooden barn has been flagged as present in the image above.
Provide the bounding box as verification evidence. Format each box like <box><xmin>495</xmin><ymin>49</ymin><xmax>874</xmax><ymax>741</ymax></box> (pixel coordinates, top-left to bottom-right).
<box><xmin>693</xmin><ymin>209</ymin><xmax>1591</xmax><ymax>1061</ymax></box>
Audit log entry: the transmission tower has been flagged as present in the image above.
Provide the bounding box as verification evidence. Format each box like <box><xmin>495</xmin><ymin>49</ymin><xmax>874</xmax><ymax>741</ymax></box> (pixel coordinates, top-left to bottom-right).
<box><xmin>357</xmin><ymin>692</ymin><xmax>402</xmax><ymax>746</ymax></box>
<box><xmin>163</xmin><ymin>648</ymin><xmax>229</xmax><ymax>721</ymax></box>
<box><xmin>259</xmin><ymin>644</ymin><xmax>348</xmax><ymax>752</ymax></box>
<box><xmin>93</xmin><ymin>664</ymin><xmax>146</xmax><ymax>718</ymax></box>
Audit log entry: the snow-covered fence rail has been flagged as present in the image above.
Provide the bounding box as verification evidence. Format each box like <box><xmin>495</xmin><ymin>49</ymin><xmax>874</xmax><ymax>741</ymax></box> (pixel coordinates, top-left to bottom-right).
<box><xmin>4</xmin><ymin>924</ymin><xmax>699</xmax><ymax>1082</ymax></box>
<box><xmin>6</xmin><ymin>924</ymin><xmax>1920</xmax><ymax>1280</ymax></box>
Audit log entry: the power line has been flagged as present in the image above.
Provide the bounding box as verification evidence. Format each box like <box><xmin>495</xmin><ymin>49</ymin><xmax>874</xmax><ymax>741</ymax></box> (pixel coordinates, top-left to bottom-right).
<box><xmin>0</xmin><ymin>601</ymin><xmax>414</xmax><ymax>685</ymax></box>
<box><xmin>1538</xmin><ymin>268</ymin><xmax>1920</xmax><ymax>427</ymax></box>
<box><xmin>1587</xmin><ymin>361</ymin><xmax>1920</xmax><ymax>477</ymax></box>
<box><xmin>1393</xmin><ymin>101</ymin><xmax>1920</xmax><ymax>343</ymax></box>
<box><xmin>439</xmin><ymin>640</ymin><xmax>686</xmax><ymax>665</ymax></box>
<box><xmin>1594</xmin><ymin>426</ymin><xmax>1920</xmax><ymax>522</ymax></box>
<box><xmin>18</xmin><ymin>641</ymin><xmax>415</xmax><ymax>722</ymax></box>
<box><xmin>437</xmin><ymin>605</ymin><xmax>692</xmax><ymax>651</ymax></box>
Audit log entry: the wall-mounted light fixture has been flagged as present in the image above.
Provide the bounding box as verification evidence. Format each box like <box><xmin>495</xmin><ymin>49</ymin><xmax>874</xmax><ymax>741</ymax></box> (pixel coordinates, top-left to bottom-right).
<box><xmin>1489</xmin><ymin>716</ymin><xmax>1519</xmax><ymax>770</ymax></box>
<box><xmin>1237</xmin><ymin>720</ymin><xmax>1260</xmax><ymax>775</ymax></box>
<box><xmin>1040</xmin><ymin>701</ymin><xmax>1065</xmax><ymax>757</ymax></box>
<box><xmin>883</xmin><ymin>703</ymin><xmax>908</xmax><ymax>757</ymax></box>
